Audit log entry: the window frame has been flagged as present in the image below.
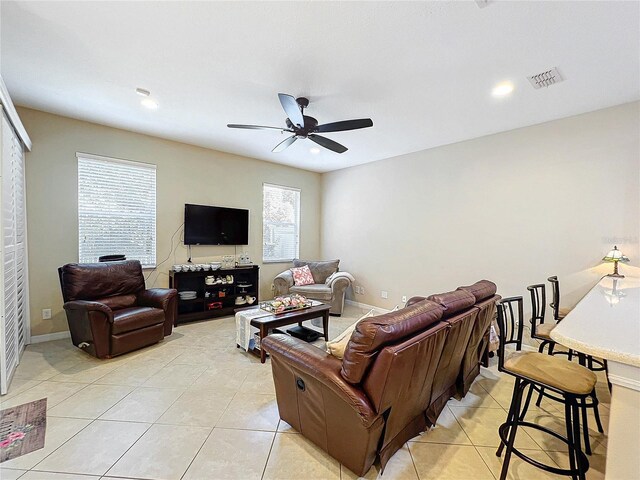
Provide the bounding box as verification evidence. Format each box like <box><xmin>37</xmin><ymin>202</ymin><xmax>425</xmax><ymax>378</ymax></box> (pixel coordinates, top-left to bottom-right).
<box><xmin>262</xmin><ymin>182</ymin><xmax>301</xmax><ymax>264</ymax></box>
<box><xmin>76</xmin><ymin>152</ymin><xmax>157</xmax><ymax>268</ymax></box>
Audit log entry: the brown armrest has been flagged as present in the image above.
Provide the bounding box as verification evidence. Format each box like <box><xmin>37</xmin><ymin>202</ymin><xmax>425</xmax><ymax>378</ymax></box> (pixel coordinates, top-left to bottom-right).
<box><xmin>63</xmin><ymin>300</ymin><xmax>114</xmax><ymax>358</ymax></box>
<box><xmin>63</xmin><ymin>300</ymin><xmax>113</xmax><ymax>322</ymax></box>
<box><xmin>406</xmin><ymin>296</ymin><xmax>428</xmax><ymax>308</ymax></box>
<box><xmin>137</xmin><ymin>288</ymin><xmax>177</xmax><ymax>311</ymax></box>
<box><xmin>262</xmin><ymin>334</ymin><xmax>379</xmax><ymax>427</ymax></box>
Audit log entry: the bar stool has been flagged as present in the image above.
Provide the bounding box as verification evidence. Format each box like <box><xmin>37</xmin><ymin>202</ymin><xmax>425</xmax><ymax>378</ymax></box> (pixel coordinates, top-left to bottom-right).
<box><xmin>495</xmin><ymin>296</ymin><xmax>595</xmax><ymax>480</ymax></box>
<box><xmin>548</xmin><ymin>276</ymin><xmax>607</xmax><ymax>374</ymax></box>
<box><xmin>527</xmin><ymin>283</ymin><xmax>559</xmax><ymax>355</ymax></box>
<box><xmin>525</xmin><ymin>285</ymin><xmax>604</xmax><ymax>454</ymax></box>
<box><xmin>547</xmin><ymin>276</ymin><xmax>571</xmax><ymax>321</ymax></box>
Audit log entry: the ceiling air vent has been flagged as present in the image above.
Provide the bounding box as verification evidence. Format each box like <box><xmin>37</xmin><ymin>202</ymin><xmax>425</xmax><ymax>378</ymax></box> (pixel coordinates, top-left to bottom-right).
<box><xmin>527</xmin><ymin>67</ymin><xmax>563</xmax><ymax>89</ymax></box>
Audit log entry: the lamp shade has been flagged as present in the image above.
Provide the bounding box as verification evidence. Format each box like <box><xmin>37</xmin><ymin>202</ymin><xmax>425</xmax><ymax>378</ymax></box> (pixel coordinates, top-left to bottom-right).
<box><xmin>602</xmin><ymin>246</ymin><xmax>630</xmax><ymax>263</ymax></box>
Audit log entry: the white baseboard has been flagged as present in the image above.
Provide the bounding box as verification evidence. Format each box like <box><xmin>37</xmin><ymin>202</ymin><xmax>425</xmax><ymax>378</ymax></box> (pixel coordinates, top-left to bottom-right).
<box><xmin>30</xmin><ymin>331</ymin><xmax>71</xmax><ymax>344</ymax></box>
<box><xmin>345</xmin><ymin>299</ymin><xmax>390</xmax><ymax>313</ymax></box>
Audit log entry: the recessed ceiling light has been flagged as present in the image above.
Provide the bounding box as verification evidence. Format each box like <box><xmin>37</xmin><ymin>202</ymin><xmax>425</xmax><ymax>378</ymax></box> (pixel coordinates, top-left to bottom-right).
<box><xmin>310</xmin><ymin>147</ymin><xmax>321</xmax><ymax>154</ymax></box>
<box><xmin>492</xmin><ymin>81</ymin><xmax>514</xmax><ymax>97</ymax></box>
<box><xmin>136</xmin><ymin>88</ymin><xmax>150</xmax><ymax>97</ymax></box>
<box><xmin>141</xmin><ymin>98</ymin><xmax>158</xmax><ymax>109</ymax></box>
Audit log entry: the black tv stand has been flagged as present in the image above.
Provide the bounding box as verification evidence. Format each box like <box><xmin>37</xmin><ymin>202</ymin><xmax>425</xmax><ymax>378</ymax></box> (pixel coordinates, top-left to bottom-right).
<box><xmin>169</xmin><ymin>265</ymin><xmax>259</xmax><ymax>325</ymax></box>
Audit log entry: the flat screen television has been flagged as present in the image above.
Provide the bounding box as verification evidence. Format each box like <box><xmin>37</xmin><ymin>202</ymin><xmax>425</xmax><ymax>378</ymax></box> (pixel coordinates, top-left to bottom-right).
<box><xmin>184</xmin><ymin>204</ymin><xmax>249</xmax><ymax>245</ymax></box>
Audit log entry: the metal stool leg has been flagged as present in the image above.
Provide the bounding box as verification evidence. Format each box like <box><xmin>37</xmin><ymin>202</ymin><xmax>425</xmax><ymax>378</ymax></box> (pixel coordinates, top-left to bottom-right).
<box><xmin>519</xmin><ymin>383</ymin><xmax>534</xmax><ymax>421</ymax></box>
<box><xmin>564</xmin><ymin>400</ymin><xmax>579</xmax><ymax>480</ymax></box>
<box><xmin>591</xmin><ymin>390</ymin><xmax>604</xmax><ymax>434</ymax></box>
<box><xmin>499</xmin><ymin>380</ymin><xmax>526</xmax><ymax>480</ymax></box>
<box><xmin>580</xmin><ymin>397</ymin><xmax>592</xmax><ymax>455</ymax></box>
<box><xmin>535</xmin><ymin>385</ymin><xmax>545</xmax><ymax>407</ymax></box>
<box><xmin>571</xmin><ymin>399</ymin><xmax>588</xmax><ymax>480</ymax></box>
<box><xmin>497</xmin><ymin>379</ymin><xmax>524</xmax><ymax>457</ymax></box>
<box><xmin>548</xmin><ymin>342</ymin><xmax>555</xmax><ymax>356</ymax></box>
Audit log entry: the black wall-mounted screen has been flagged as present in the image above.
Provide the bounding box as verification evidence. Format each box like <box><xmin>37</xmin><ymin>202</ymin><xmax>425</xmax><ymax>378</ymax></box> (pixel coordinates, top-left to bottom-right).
<box><xmin>184</xmin><ymin>204</ymin><xmax>249</xmax><ymax>245</ymax></box>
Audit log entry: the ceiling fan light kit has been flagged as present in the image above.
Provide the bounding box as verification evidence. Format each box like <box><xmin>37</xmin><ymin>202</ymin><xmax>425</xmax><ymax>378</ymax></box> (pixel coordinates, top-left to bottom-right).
<box><xmin>227</xmin><ymin>93</ymin><xmax>373</xmax><ymax>154</ymax></box>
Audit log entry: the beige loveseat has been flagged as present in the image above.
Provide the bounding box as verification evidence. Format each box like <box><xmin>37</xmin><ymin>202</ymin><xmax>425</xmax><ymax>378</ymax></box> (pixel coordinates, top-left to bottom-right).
<box><xmin>273</xmin><ymin>259</ymin><xmax>354</xmax><ymax>315</ymax></box>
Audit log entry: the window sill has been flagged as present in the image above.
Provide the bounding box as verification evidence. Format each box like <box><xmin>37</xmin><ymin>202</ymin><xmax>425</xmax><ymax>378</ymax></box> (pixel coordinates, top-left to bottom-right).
<box><xmin>263</xmin><ymin>260</ymin><xmax>294</xmax><ymax>264</ymax></box>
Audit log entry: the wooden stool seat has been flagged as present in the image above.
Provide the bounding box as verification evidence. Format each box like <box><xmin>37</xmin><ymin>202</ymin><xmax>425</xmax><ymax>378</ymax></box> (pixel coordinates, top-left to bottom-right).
<box><xmin>557</xmin><ymin>306</ymin><xmax>571</xmax><ymax>320</ymax></box>
<box><xmin>534</xmin><ymin>322</ymin><xmax>556</xmax><ymax>340</ymax></box>
<box><xmin>505</xmin><ymin>351</ymin><xmax>597</xmax><ymax>395</ymax></box>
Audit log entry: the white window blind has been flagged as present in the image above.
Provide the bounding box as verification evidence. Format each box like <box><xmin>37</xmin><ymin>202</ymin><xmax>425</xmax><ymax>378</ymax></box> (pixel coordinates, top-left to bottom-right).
<box><xmin>78</xmin><ymin>153</ymin><xmax>156</xmax><ymax>267</ymax></box>
<box><xmin>263</xmin><ymin>183</ymin><xmax>300</xmax><ymax>263</ymax></box>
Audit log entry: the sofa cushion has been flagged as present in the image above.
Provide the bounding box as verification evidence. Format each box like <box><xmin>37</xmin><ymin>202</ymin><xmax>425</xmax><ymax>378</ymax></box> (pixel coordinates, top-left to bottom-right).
<box><xmin>291</xmin><ymin>265</ymin><xmax>315</xmax><ymax>286</ymax></box>
<box><xmin>327</xmin><ymin>309</ymin><xmax>375</xmax><ymax>359</ymax></box>
<box><xmin>341</xmin><ymin>300</ymin><xmax>444</xmax><ymax>384</ymax></box>
<box><xmin>112</xmin><ymin>306</ymin><xmax>164</xmax><ymax>334</ymax></box>
<box><xmin>60</xmin><ymin>260</ymin><xmax>145</xmax><ymax>302</ymax></box>
<box><xmin>458</xmin><ymin>280</ymin><xmax>497</xmax><ymax>303</ymax></box>
<box><xmin>293</xmin><ymin>259</ymin><xmax>339</xmax><ymax>284</ymax></box>
<box><xmin>94</xmin><ymin>294</ymin><xmax>138</xmax><ymax>311</ymax></box>
<box><xmin>289</xmin><ymin>284</ymin><xmax>333</xmax><ymax>300</ymax></box>
<box><xmin>427</xmin><ymin>290</ymin><xmax>476</xmax><ymax>318</ymax></box>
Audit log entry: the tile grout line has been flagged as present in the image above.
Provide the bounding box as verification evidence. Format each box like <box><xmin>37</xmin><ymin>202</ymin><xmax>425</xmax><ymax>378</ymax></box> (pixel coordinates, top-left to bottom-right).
<box><xmin>94</xmin><ymin>420</ymin><xmax>155</xmax><ymax>478</ymax></box>
<box><xmin>260</xmin><ymin>420</ymin><xmax>280</xmax><ymax>480</ymax></box>
<box><xmin>28</xmin><ymin>416</ymin><xmax>102</xmax><ymax>473</ymax></box>
<box><xmin>405</xmin><ymin>442</ymin><xmax>422</xmax><ymax>480</ymax></box>
<box><xmin>472</xmin><ymin>443</ymin><xmax>499</xmax><ymax>480</ymax></box>
<box><xmin>444</xmin><ymin>404</ymin><xmax>474</xmax><ymax>445</ymax></box>
<box><xmin>177</xmin><ymin>424</ymin><xmax>217</xmax><ymax>480</ymax></box>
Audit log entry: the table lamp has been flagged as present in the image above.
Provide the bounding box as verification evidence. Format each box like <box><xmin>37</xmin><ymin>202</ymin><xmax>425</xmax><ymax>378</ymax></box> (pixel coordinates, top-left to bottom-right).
<box><xmin>602</xmin><ymin>246</ymin><xmax>630</xmax><ymax>278</ymax></box>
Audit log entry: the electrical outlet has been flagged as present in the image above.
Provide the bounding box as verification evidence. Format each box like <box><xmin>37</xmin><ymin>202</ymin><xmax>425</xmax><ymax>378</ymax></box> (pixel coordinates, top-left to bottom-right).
<box><xmin>381</xmin><ymin>290</ymin><xmax>388</xmax><ymax>299</ymax></box>
<box><xmin>402</xmin><ymin>295</ymin><xmax>407</xmax><ymax>303</ymax></box>
<box><xmin>361</xmin><ymin>287</ymin><xmax>365</xmax><ymax>295</ymax></box>
<box><xmin>354</xmin><ymin>286</ymin><xmax>360</xmax><ymax>294</ymax></box>
<box><xmin>42</xmin><ymin>308</ymin><xmax>52</xmax><ymax>320</ymax></box>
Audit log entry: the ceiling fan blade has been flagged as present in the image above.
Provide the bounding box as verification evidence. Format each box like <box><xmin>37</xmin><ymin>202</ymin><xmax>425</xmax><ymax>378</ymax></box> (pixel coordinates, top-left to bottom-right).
<box><xmin>315</xmin><ymin>118</ymin><xmax>373</xmax><ymax>133</ymax></box>
<box><xmin>278</xmin><ymin>93</ymin><xmax>305</xmax><ymax>128</ymax></box>
<box><xmin>272</xmin><ymin>135</ymin><xmax>297</xmax><ymax>153</ymax></box>
<box><xmin>308</xmin><ymin>134</ymin><xmax>348</xmax><ymax>154</ymax></box>
<box><xmin>227</xmin><ymin>124</ymin><xmax>292</xmax><ymax>131</ymax></box>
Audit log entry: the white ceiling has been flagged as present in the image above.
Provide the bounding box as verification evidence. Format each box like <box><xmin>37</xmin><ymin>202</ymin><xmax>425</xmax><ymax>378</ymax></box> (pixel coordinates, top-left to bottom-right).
<box><xmin>2</xmin><ymin>1</ymin><xmax>639</xmax><ymax>173</ymax></box>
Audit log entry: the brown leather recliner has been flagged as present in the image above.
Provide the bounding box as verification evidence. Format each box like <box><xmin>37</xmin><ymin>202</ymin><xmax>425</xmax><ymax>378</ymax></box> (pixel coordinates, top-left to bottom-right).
<box><xmin>59</xmin><ymin>260</ymin><xmax>177</xmax><ymax>359</ymax></box>
<box><xmin>456</xmin><ymin>280</ymin><xmax>500</xmax><ymax>396</ymax></box>
<box><xmin>263</xmin><ymin>299</ymin><xmax>450</xmax><ymax>476</ymax></box>
<box><xmin>424</xmin><ymin>289</ymin><xmax>478</xmax><ymax>424</ymax></box>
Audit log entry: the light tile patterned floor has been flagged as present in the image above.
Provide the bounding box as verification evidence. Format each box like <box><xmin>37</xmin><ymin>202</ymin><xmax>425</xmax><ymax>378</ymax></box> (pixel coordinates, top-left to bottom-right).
<box><xmin>0</xmin><ymin>305</ymin><xmax>609</xmax><ymax>479</ymax></box>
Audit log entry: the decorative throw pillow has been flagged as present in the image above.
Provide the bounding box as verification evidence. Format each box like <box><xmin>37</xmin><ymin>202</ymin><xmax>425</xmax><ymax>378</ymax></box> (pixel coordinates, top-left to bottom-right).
<box><xmin>326</xmin><ymin>309</ymin><xmax>375</xmax><ymax>359</ymax></box>
<box><xmin>291</xmin><ymin>265</ymin><xmax>315</xmax><ymax>286</ymax></box>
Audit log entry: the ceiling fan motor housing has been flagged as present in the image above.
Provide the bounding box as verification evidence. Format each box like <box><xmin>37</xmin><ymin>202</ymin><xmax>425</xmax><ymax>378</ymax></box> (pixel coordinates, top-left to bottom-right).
<box><xmin>286</xmin><ymin>115</ymin><xmax>318</xmax><ymax>137</ymax></box>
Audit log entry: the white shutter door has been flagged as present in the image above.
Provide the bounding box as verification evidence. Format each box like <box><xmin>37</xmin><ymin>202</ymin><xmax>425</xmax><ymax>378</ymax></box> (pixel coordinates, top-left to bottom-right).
<box><xmin>0</xmin><ymin>112</ymin><xmax>28</xmax><ymax>394</ymax></box>
<box><xmin>1</xmin><ymin>114</ymin><xmax>18</xmax><ymax>393</ymax></box>
<box><xmin>13</xmin><ymin>129</ymin><xmax>27</xmax><ymax>350</ymax></box>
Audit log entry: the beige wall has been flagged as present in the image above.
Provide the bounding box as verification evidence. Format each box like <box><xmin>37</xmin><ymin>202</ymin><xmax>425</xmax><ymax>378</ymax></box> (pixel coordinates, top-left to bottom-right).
<box><xmin>18</xmin><ymin>107</ymin><xmax>322</xmax><ymax>336</ymax></box>
<box><xmin>18</xmin><ymin>101</ymin><xmax>640</xmax><ymax>337</ymax></box>
<box><xmin>321</xmin><ymin>102</ymin><xmax>640</xmax><ymax>314</ymax></box>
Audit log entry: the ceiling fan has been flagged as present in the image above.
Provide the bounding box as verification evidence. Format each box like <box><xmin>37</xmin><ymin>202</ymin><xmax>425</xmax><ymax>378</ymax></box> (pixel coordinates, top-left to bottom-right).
<box><xmin>227</xmin><ymin>93</ymin><xmax>373</xmax><ymax>154</ymax></box>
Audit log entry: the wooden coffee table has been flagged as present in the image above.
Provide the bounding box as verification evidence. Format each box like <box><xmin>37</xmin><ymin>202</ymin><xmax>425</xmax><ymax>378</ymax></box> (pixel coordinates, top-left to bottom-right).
<box><xmin>249</xmin><ymin>303</ymin><xmax>331</xmax><ymax>363</ymax></box>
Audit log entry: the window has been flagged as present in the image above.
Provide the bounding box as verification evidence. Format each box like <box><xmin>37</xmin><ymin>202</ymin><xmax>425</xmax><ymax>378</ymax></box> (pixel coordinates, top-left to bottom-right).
<box><xmin>77</xmin><ymin>153</ymin><xmax>156</xmax><ymax>267</ymax></box>
<box><xmin>263</xmin><ymin>183</ymin><xmax>300</xmax><ymax>262</ymax></box>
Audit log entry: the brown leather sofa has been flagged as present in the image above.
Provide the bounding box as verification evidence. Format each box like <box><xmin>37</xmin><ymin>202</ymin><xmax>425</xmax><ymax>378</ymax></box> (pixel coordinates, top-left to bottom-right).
<box><xmin>456</xmin><ymin>280</ymin><xmax>501</xmax><ymax>396</ymax></box>
<box><xmin>262</xmin><ymin>279</ymin><xmax>498</xmax><ymax>476</ymax></box>
<box><xmin>58</xmin><ymin>260</ymin><xmax>177</xmax><ymax>359</ymax></box>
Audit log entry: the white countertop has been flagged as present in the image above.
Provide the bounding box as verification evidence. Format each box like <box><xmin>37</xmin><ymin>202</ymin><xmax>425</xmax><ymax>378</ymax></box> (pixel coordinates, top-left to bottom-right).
<box><xmin>551</xmin><ymin>275</ymin><xmax>640</xmax><ymax>368</ymax></box>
